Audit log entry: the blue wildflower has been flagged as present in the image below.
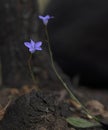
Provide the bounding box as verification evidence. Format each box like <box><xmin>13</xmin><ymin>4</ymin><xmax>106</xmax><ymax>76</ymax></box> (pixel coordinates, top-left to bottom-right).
<box><xmin>24</xmin><ymin>39</ymin><xmax>42</xmax><ymax>53</ymax></box>
<box><xmin>39</xmin><ymin>15</ymin><xmax>54</xmax><ymax>25</ymax></box>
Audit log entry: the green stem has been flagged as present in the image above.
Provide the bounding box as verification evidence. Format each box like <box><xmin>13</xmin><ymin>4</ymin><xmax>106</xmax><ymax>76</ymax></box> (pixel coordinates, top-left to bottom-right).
<box><xmin>28</xmin><ymin>54</ymin><xmax>37</xmax><ymax>85</ymax></box>
<box><xmin>45</xmin><ymin>26</ymin><xmax>80</xmax><ymax>104</ymax></box>
<box><xmin>44</xmin><ymin>25</ymin><xmax>100</xmax><ymax>123</ymax></box>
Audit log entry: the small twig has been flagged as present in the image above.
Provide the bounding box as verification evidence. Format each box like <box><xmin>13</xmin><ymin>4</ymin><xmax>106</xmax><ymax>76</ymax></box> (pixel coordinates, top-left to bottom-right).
<box><xmin>0</xmin><ymin>99</ymin><xmax>11</xmax><ymax>114</ymax></box>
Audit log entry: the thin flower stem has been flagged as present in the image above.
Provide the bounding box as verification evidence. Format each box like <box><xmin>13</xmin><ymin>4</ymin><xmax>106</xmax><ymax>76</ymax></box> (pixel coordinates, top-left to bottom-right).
<box><xmin>44</xmin><ymin>25</ymin><xmax>100</xmax><ymax>123</ymax></box>
<box><xmin>28</xmin><ymin>54</ymin><xmax>37</xmax><ymax>85</ymax></box>
<box><xmin>45</xmin><ymin>26</ymin><xmax>80</xmax><ymax>103</ymax></box>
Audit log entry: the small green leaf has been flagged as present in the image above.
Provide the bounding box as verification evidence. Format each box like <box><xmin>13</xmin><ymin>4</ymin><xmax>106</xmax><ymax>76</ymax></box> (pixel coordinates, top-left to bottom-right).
<box><xmin>66</xmin><ymin>117</ymin><xmax>101</xmax><ymax>128</ymax></box>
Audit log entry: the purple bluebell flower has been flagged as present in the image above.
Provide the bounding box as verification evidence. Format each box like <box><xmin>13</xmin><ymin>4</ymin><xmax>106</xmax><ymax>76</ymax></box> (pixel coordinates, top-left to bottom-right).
<box><xmin>24</xmin><ymin>39</ymin><xmax>42</xmax><ymax>53</ymax></box>
<box><xmin>39</xmin><ymin>15</ymin><xmax>54</xmax><ymax>25</ymax></box>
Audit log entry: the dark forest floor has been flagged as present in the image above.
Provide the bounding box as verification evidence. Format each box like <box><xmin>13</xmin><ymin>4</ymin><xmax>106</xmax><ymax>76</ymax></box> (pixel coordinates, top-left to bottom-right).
<box><xmin>0</xmin><ymin>83</ymin><xmax>108</xmax><ymax>130</ymax></box>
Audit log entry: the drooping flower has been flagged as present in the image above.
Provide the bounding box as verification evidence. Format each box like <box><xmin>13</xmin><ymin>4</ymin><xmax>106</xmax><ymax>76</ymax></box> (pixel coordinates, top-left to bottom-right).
<box><xmin>39</xmin><ymin>15</ymin><xmax>54</xmax><ymax>25</ymax></box>
<box><xmin>24</xmin><ymin>39</ymin><xmax>42</xmax><ymax>53</ymax></box>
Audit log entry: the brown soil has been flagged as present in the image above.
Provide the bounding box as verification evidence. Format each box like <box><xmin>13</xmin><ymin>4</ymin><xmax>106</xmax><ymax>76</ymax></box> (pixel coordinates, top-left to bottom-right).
<box><xmin>0</xmin><ymin>85</ymin><xmax>107</xmax><ymax>130</ymax></box>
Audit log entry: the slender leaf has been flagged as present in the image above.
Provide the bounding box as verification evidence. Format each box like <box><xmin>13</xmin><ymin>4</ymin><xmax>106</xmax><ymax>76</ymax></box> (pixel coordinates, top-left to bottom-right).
<box><xmin>66</xmin><ymin>117</ymin><xmax>101</xmax><ymax>128</ymax></box>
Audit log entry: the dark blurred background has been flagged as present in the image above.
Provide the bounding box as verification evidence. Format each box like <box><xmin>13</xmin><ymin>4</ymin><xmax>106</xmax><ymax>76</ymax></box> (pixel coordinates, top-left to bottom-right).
<box><xmin>43</xmin><ymin>0</ymin><xmax>108</xmax><ymax>87</ymax></box>
<box><xmin>0</xmin><ymin>0</ymin><xmax>108</xmax><ymax>88</ymax></box>
<box><xmin>0</xmin><ymin>0</ymin><xmax>39</xmax><ymax>87</ymax></box>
